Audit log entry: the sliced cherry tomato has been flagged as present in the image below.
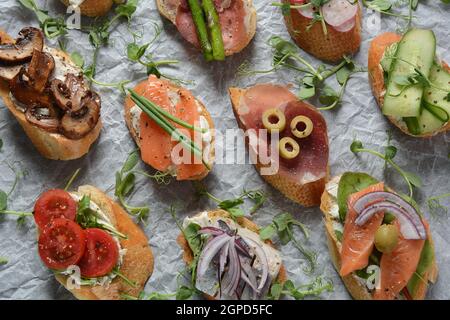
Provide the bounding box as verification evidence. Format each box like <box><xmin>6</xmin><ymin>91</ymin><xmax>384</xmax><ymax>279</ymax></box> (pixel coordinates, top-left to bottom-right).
<box><xmin>38</xmin><ymin>218</ymin><xmax>86</xmax><ymax>270</ymax></box>
<box><xmin>78</xmin><ymin>228</ymin><xmax>119</xmax><ymax>278</ymax></box>
<box><xmin>34</xmin><ymin>189</ymin><xmax>77</xmax><ymax>229</ymax></box>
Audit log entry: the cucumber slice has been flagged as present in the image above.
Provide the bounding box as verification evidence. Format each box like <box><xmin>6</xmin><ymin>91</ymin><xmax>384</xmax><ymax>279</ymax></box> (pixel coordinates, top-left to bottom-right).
<box><xmin>423</xmin><ymin>63</ymin><xmax>450</xmax><ymax>120</ymax></box>
<box><xmin>403</xmin><ymin>117</ymin><xmax>421</xmax><ymax>135</ymax></box>
<box><xmin>383</xmin><ymin>29</ymin><xmax>436</xmax><ymax>118</ymax></box>
<box><xmin>418</xmin><ymin>108</ymin><xmax>445</xmax><ymax>134</ymax></box>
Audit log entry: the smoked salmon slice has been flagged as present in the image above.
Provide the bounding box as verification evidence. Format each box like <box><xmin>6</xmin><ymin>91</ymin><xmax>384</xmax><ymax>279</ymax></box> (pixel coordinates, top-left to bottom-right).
<box><xmin>374</xmin><ymin>221</ymin><xmax>426</xmax><ymax>300</ymax></box>
<box><xmin>126</xmin><ymin>75</ymin><xmax>207</xmax><ymax>180</ymax></box>
<box><xmin>340</xmin><ymin>182</ymin><xmax>385</xmax><ymax>276</ymax></box>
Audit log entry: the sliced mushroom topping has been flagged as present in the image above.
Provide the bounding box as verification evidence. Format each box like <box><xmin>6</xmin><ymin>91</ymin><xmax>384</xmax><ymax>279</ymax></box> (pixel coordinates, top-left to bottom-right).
<box><xmin>0</xmin><ymin>63</ymin><xmax>22</xmax><ymax>81</ymax></box>
<box><xmin>10</xmin><ymin>67</ymin><xmax>52</xmax><ymax>107</ymax></box>
<box><xmin>27</xmin><ymin>49</ymin><xmax>55</xmax><ymax>93</ymax></box>
<box><xmin>0</xmin><ymin>27</ymin><xmax>44</xmax><ymax>64</ymax></box>
<box><xmin>60</xmin><ymin>91</ymin><xmax>101</xmax><ymax>139</ymax></box>
<box><xmin>25</xmin><ymin>104</ymin><xmax>60</xmax><ymax>133</ymax></box>
<box><xmin>50</xmin><ymin>73</ymin><xmax>86</xmax><ymax>112</ymax></box>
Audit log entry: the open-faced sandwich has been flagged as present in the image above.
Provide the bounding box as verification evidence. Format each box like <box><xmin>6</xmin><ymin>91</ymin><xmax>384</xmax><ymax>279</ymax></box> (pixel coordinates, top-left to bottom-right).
<box><xmin>229</xmin><ymin>84</ymin><xmax>329</xmax><ymax>207</ymax></box>
<box><xmin>177</xmin><ymin>210</ymin><xmax>287</xmax><ymax>300</ymax></box>
<box><xmin>369</xmin><ymin>29</ymin><xmax>450</xmax><ymax>137</ymax></box>
<box><xmin>60</xmin><ymin>0</ymin><xmax>121</xmax><ymax>17</ymax></box>
<box><xmin>157</xmin><ymin>0</ymin><xmax>257</xmax><ymax>61</ymax></box>
<box><xmin>34</xmin><ymin>186</ymin><xmax>153</xmax><ymax>300</ymax></box>
<box><xmin>0</xmin><ymin>27</ymin><xmax>102</xmax><ymax>160</ymax></box>
<box><xmin>281</xmin><ymin>0</ymin><xmax>361</xmax><ymax>62</ymax></box>
<box><xmin>320</xmin><ymin>173</ymin><xmax>438</xmax><ymax>300</ymax></box>
<box><xmin>125</xmin><ymin>75</ymin><xmax>215</xmax><ymax>181</ymax></box>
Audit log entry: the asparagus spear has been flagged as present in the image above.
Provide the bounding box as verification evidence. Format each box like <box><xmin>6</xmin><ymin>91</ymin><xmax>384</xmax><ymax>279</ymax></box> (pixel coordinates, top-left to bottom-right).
<box><xmin>201</xmin><ymin>0</ymin><xmax>225</xmax><ymax>60</ymax></box>
<box><xmin>187</xmin><ymin>0</ymin><xmax>213</xmax><ymax>61</ymax></box>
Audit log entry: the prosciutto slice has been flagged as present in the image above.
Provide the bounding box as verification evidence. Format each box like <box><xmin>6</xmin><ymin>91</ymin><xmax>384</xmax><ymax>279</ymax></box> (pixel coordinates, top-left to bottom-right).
<box><xmin>237</xmin><ymin>84</ymin><xmax>329</xmax><ymax>184</ymax></box>
<box><xmin>175</xmin><ymin>0</ymin><xmax>247</xmax><ymax>53</ymax></box>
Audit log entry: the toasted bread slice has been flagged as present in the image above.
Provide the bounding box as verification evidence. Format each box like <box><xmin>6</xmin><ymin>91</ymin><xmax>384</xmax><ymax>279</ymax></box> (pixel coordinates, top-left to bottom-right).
<box><xmin>53</xmin><ymin>185</ymin><xmax>154</xmax><ymax>300</ymax></box>
<box><xmin>0</xmin><ymin>29</ymin><xmax>102</xmax><ymax>160</ymax></box>
<box><xmin>177</xmin><ymin>209</ymin><xmax>288</xmax><ymax>300</ymax></box>
<box><xmin>282</xmin><ymin>0</ymin><xmax>362</xmax><ymax>62</ymax></box>
<box><xmin>156</xmin><ymin>0</ymin><xmax>257</xmax><ymax>56</ymax></box>
<box><xmin>320</xmin><ymin>176</ymin><xmax>438</xmax><ymax>300</ymax></box>
<box><xmin>124</xmin><ymin>78</ymin><xmax>215</xmax><ymax>181</ymax></box>
<box><xmin>60</xmin><ymin>0</ymin><xmax>114</xmax><ymax>17</ymax></box>
<box><xmin>229</xmin><ymin>86</ymin><xmax>329</xmax><ymax>207</ymax></box>
<box><xmin>368</xmin><ymin>32</ymin><xmax>450</xmax><ymax>137</ymax></box>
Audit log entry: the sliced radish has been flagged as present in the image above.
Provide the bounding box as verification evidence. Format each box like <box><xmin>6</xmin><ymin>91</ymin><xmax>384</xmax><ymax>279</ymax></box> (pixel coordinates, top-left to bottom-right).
<box><xmin>322</xmin><ymin>0</ymin><xmax>357</xmax><ymax>28</ymax></box>
<box><xmin>297</xmin><ymin>4</ymin><xmax>317</xmax><ymax>19</ymax></box>
<box><xmin>333</xmin><ymin>17</ymin><xmax>356</xmax><ymax>33</ymax></box>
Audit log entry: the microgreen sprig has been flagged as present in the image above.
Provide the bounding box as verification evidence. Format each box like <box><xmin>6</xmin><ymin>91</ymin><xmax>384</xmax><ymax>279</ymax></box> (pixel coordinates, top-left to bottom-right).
<box><xmin>350</xmin><ymin>137</ymin><xmax>422</xmax><ymax>199</ymax></box>
<box><xmin>269</xmin><ymin>277</ymin><xmax>333</xmax><ymax>300</ymax></box>
<box><xmin>0</xmin><ymin>257</ymin><xmax>7</xmax><ymax>265</ymax></box>
<box><xmin>260</xmin><ymin>213</ymin><xmax>316</xmax><ymax>273</ymax></box>
<box><xmin>427</xmin><ymin>193</ymin><xmax>450</xmax><ymax>217</ymax></box>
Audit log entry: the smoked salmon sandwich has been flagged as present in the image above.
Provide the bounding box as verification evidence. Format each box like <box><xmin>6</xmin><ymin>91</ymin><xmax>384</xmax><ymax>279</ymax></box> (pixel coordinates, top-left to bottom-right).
<box><xmin>229</xmin><ymin>84</ymin><xmax>329</xmax><ymax>207</ymax></box>
<box><xmin>34</xmin><ymin>186</ymin><xmax>154</xmax><ymax>300</ymax></box>
<box><xmin>60</xmin><ymin>0</ymin><xmax>119</xmax><ymax>17</ymax></box>
<box><xmin>177</xmin><ymin>210</ymin><xmax>287</xmax><ymax>300</ymax></box>
<box><xmin>280</xmin><ymin>0</ymin><xmax>361</xmax><ymax>62</ymax></box>
<box><xmin>368</xmin><ymin>29</ymin><xmax>450</xmax><ymax>137</ymax></box>
<box><xmin>320</xmin><ymin>173</ymin><xmax>438</xmax><ymax>300</ymax></box>
<box><xmin>156</xmin><ymin>0</ymin><xmax>257</xmax><ymax>61</ymax></box>
<box><xmin>125</xmin><ymin>75</ymin><xmax>215</xmax><ymax>181</ymax></box>
<box><xmin>0</xmin><ymin>27</ymin><xmax>102</xmax><ymax>160</ymax></box>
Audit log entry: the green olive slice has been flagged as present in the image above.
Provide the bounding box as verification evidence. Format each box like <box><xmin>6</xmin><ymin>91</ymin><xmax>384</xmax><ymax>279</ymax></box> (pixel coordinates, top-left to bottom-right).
<box><xmin>374</xmin><ymin>224</ymin><xmax>399</xmax><ymax>254</ymax></box>
<box><xmin>291</xmin><ymin>115</ymin><xmax>314</xmax><ymax>138</ymax></box>
<box><xmin>279</xmin><ymin>137</ymin><xmax>300</xmax><ymax>160</ymax></box>
<box><xmin>262</xmin><ymin>108</ymin><xmax>286</xmax><ymax>133</ymax></box>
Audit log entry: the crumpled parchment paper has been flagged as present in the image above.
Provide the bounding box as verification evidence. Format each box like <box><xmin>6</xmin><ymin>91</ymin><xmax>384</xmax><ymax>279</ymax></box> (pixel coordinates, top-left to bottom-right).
<box><xmin>0</xmin><ymin>0</ymin><xmax>449</xmax><ymax>300</ymax></box>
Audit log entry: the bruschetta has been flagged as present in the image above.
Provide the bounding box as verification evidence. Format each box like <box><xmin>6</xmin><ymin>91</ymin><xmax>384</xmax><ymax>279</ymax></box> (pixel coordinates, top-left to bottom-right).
<box><xmin>368</xmin><ymin>29</ymin><xmax>450</xmax><ymax>137</ymax></box>
<box><xmin>229</xmin><ymin>84</ymin><xmax>329</xmax><ymax>207</ymax></box>
<box><xmin>34</xmin><ymin>185</ymin><xmax>154</xmax><ymax>300</ymax></box>
<box><xmin>60</xmin><ymin>0</ymin><xmax>117</xmax><ymax>17</ymax></box>
<box><xmin>124</xmin><ymin>75</ymin><xmax>215</xmax><ymax>181</ymax></box>
<box><xmin>320</xmin><ymin>173</ymin><xmax>438</xmax><ymax>300</ymax></box>
<box><xmin>281</xmin><ymin>0</ymin><xmax>361</xmax><ymax>62</ymax></box>
<box><xmin>157</xmin><ymin>0</ymin><xmax>257</xmax><ymax>60</ymax></box>
<box><xmin>0</xmin><ymin>27</ymin><xmax>102</xmax><ymax>160</ymax></box>
<box><xmin>177</xmin><ymin>209</ymin><xmax>287</xmax><ymax>300</ymax></box>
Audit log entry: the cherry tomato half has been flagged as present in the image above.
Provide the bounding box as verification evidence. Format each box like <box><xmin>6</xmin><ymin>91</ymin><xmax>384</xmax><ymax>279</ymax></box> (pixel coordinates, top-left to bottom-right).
<box><xmin>34</xmin><ymin>189</ymin><xmax>77</xmax><ymax>229</ymax></box>
<box><xmin>78</xmin><ymin>228</ymin><xmax>119</xmax><ymax>278</ymax></box>
<box><xmin>38</xmin><ymin>218</ymin><xmax>86</xmax><ymax>270</ymax></box>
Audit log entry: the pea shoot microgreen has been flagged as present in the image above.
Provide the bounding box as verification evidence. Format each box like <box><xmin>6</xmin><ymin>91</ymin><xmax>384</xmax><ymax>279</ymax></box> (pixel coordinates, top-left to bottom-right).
<box><xmin>195</xmin><ymin>184</ymin><xmax>267</xmax><ymax>219</ymax></box>
<box><xmin>0</xmin><ymin>163</ymin><xmax>32</xmax><ymax>224</ymax></box>
<box><xmin>350</xmin><ymin>135</ymin><xmax>422</xmax><ymax>200</ymax></box>
<box><xmin>112</xmin><ymin>267</ymin><xmax>137</xmax><ymax>288</ymax></box>
<box><xmin>361</xmin><ymin>0</ymin><xmax>417</xmax><ymax>26</ymax></box>
<box><xmin>19</xmin><ymin>0</ymin><xmax>68</xmax><ymax>38</ymax></box>
<box><xmin>115</xmin><ymin>151</ymin><xmax>171</xmax><ymax>223</ymax></box>
<box><xmin>238</xmin><ymin>37</ymin><xmax>365</xmax><ymax>111</ymax></box>
<box><xmin>427</xmin><ymin>193</ymin><xmax>450</xmax><ymax>217</ymax></box>
<box><xmin>260</xmin><ymin>213</ymin><xmax>316</xmax><ymax>273</ymax></box>
<box><xmin>268</xmin><ymin>276</ymin><xmax>333</xmax><ymax>300</ymax></box>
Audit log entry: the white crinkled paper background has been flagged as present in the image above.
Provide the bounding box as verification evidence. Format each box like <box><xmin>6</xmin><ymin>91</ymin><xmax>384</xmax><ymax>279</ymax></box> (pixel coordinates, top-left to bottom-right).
<box><xmin>0</xmin><ymin>0</ymin><xmax>449</xmax><ymax>300</ymax></box>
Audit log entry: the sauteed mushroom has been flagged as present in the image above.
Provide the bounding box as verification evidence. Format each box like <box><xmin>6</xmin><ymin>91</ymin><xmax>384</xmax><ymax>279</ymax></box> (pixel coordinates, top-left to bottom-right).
<box><xmin>0</xmin><ymin>27</ymin><xmax>44</xmax><ymax>64</ymax></box>
<box><xmin>25</xmin><ymin>104</ymin><xmax>60</xmax><ymax>133</ymax></box>
<box><xmin>27</xmin><ymin>49</ymin><xmax>55</xmax><ymax>93</ymax></box>
<box><xmin>9</xmin><ymin>67</ymin><xmax>52</xmax><ymax>107</ymax></box>
<box><xmin>60</xmin><ymin>91</ymin><xmax>101</xmax><ymax>139</ymax></box>
<box><xmin>0</xmin><ymin>63</ymin><xmax>22</xmax><ymax>81</ymax></box>
<box><xmin>50</xmin><ymin>74</ymin><xmax>86</xmax><ymax>112</ymax></box>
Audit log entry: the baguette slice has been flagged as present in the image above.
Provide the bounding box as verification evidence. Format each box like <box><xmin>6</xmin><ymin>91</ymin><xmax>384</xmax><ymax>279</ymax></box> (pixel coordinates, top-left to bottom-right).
<box><xmin>156</xmin><ymin>0</ymin><xmax>257</xmax><ymax>56</ymax></box>
<box><xmin>54</xmin><ymin>185</ymin><xmax>154</xmax><ymax>300</ymax></box>
<box><xmin>320</xmin><ymin>176</ymin><xmax>438</xmax><ymax>300</ymax></box>
<box><xmin>0</xmin><ymin>29</ymin><xmax>102</xmax><ymax>160</ymax></box>
<box><xmin>368</xmin><ymin>32</ymin><xmax>450</xmax><ymax>137</ymax></box>
<box><xmin>282</xmin><ymin>0</ymin><xmax>362</xmax><ymax>62</ymax></box>
<box><xmin>60</xmin><ymin>0</ymin><xmax>114</xmax><ymax>17</ymax></box>
<box><xmin>177</xmin><ymin>209</ymin><xmax>287</xmax><ymax>300</ymax></box>
<box><xmin>229</xmin><ymin>86</ymin><xmax>329</xmax><ymax>207</ymax></box>
<box><xmin>125</xmin><ymin>77</ymin><xmax>215</xmax><ymax>181</ymax></box>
